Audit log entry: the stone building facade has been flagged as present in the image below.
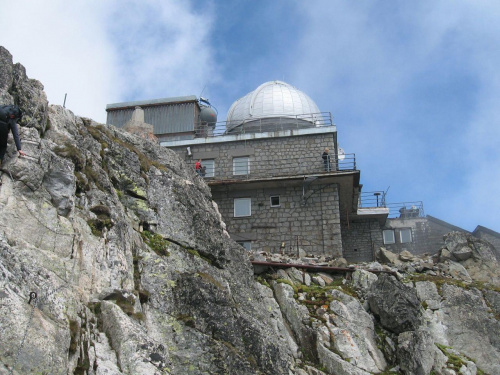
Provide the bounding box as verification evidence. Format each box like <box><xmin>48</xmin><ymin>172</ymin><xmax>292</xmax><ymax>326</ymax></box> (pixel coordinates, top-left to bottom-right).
<box><xmin>166</xmin><ymin>127</ymin><xmax>350</xmax><ymax>257</ymax></box>
<box><xmin>378</xmin><ymin>215</ymin><xmax>470</xmax><ymax>257</ymax></box>
<box><xmin>342</xmin><ymin>219</ymin><xmax>383</xmax><ymax>262</ymax></box>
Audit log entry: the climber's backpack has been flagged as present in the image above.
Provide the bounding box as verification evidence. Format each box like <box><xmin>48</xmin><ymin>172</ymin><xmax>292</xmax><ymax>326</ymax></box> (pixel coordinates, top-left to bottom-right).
<box><xmin>0</xmin><ymin>105</ymin><xmax>23</xmax><ymax>125</ymax></box>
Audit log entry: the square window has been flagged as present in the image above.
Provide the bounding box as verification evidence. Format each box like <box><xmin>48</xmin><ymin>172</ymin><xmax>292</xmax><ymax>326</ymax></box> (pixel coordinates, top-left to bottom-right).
<box><xmin>202</xmin><ymin>159</ymin><xmax>215</xmax><ymax>178</ymax></box>
<box><xmin>233</xmin><ymin>156</ymin><xmax>249</xmax><ymax>175</ymax></box>
<box><xmin>270</xmin><ymin>196</ymin><xmax>280</xmax><ymax>207</ymax></box>
<box><xmin>234</xmin><ymin>198</ymin><xmax>251</xmax><ymax>217</ymax></box>
<box><xmin>383</xmin><ymin>230</ymin><xmax>395</xmax><ymax>245</ymax></box>
<box><xmin>400</xmin><ymin>228</ymin><xmax>412</xmax><ymax>243</ymax></box>
<box><xmin>237</xmin><ymin>241</ymin><xmax>252</xmax><ymax>251</ymax></box>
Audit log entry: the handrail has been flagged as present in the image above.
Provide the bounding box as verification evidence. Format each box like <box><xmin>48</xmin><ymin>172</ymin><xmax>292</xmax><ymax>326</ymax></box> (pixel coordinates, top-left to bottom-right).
<box><xmin>193</xmin><ymin>153</ymin><xmax>357</xmax><ymax>182</ymax></box>
<box><xmin>194</xmin><ymin>112</ymin><xmax>334</xmax><ymax>138</ymax></box>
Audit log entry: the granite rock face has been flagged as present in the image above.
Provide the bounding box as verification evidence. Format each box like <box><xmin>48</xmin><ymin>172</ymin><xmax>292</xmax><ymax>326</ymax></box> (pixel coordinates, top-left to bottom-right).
<box><xmin>0</xmin><ymin>46</ymin><xmax>293</xmax><ymax>375</ymax></box>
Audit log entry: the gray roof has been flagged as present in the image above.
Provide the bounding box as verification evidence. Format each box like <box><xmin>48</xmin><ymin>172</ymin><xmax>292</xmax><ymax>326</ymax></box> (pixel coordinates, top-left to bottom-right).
<box><xmin>473</xmin><ymin>225</ymin><xmax>500</xmax><ymax>238</ymax></box>
<box><xmin>106</xmin><ymin>95</ymin><xmax>198</xmax><ymax>111</ymax></box>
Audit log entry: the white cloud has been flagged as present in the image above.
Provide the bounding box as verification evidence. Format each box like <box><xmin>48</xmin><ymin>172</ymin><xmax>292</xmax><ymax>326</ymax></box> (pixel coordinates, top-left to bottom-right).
<box><xmin>106</xmin><ymin>1</ymin><xmax>217</xmax><ymax>102</ymax></box>
<box><xmin>1</xmin><ymin>0</ymin><xmax>120</xmax><ymax>122</ymax></box>
<box><xmin>287</xmin><ymin>1</ymin><xmax>500</xmax><ymax>231</ymax></box>
<box><xmin>0</xmin><ymin>0</ymin><xmax>217</xmax><ymax>123</ymax></box>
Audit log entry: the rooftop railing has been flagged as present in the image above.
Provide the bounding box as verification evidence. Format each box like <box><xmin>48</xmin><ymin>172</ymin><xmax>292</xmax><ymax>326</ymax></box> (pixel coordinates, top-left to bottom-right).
<box><xmin>195</xmin><ymin>112</ymin><xmax>334</xmax><ymax>138</ymax></box>
<box><xmin>196</xmin><ymin>153</ymin><xmax>356</xmax><ymax>182</ymax></box>
<box><xmin>358</xmin><ymin>193</ymin><xmax>425</xmax><ymax>218</ymax></box>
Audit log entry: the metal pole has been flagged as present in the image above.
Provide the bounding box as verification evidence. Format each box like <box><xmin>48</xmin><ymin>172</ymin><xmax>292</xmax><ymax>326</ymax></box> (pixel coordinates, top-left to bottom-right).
<box><xmin>63</xmin><ymin>93</ymin><xmax>67</xmax><ymax>108</ymax></box>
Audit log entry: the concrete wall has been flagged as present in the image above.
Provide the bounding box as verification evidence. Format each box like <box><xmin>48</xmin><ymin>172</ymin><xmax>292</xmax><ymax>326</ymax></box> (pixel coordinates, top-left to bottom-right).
<box><xmin>342</xmin><ymin>219</ymin><xmax>382</xmax><ymax>262</ymax></box>
<box><xmin>212</xmin><ymin>183</ymin><xmax>342</xmax><ymax>257</ymax></box>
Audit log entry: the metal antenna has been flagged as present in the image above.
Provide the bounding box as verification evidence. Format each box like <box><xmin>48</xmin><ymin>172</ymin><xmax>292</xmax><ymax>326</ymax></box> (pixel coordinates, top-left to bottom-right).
<box><xmin>199</xmin><ymin>84</ymin><xmax>207</xmax><ymax>98</ymax></box>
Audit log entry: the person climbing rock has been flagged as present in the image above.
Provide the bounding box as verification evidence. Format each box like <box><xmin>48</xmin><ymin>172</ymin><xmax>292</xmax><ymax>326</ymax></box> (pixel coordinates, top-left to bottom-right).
<box><xmin>0</xmin><ymin>105</ymin><xmax>26</xmax><ymax>165</ymax></box>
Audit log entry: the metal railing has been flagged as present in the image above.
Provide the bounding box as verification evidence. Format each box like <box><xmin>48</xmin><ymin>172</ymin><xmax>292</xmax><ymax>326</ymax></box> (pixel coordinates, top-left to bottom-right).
<box><xmin>194</xmin><ymin>153</ymin><xmax>357</xmax><ymax>182</ymax></box>
<box><xmin>359</xmin><ymin>190</ymin><xmax>387</xmax><ymax>208</ymax></box>
<box><xmin>194</xmin><ymin>112</ymin><xmax>334</xmax><ymax>138</ymax></box>
<box><xmin>386</xmin><ymin>201</ymin><xmax>425</xmax><ymax>218</ymax></box>
<box><xmin>358</xmin><ymin>193</ymin><xmax>424</xmax><ymax>218</ymax></box>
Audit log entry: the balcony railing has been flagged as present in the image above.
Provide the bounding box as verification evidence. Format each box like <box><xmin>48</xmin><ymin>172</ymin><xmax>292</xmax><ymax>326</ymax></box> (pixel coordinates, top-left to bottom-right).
<box><xmin>195</xmin><ymin>153</ymin><xmax>357</xmax><ymax>182</ymax></box>
<box><xmin>359</xmin><ymin>190</ymin><xmax>387</xmax><ymax>208</ymax></box>
<box><xmin>358</xmin><ymin>193</ymin><xmax>425</xmax><ymax>219</ymax></box>
<box><xmin>386</xmin><ymin>201</ymin><xmax>425</xmax><ymax>218</ymax></box>
<box><xmin>195</xmin><ymin>112</ymin><xmax>334</xmax><ymax>138</ymax></box>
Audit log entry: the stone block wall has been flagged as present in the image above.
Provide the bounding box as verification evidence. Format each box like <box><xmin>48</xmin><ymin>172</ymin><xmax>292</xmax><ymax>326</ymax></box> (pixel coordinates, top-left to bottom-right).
<box><xmin>382</xmin><ymin>216</ymin><xmax>467</xmax><ymax>256</ymax></box>
<box><xmin>341</xmin><ymin>219</ymin><xmax>382</xmax><ymax>262</ymax></box>
<box><xmin>211</xmin><ymin>183</ymin><xmax>342</xmax><ymax>257</ymax></box>
<box><xmin>169</xmin><ymin>131</ymin><xmax>336</xmax><ymax>179</ymax></box>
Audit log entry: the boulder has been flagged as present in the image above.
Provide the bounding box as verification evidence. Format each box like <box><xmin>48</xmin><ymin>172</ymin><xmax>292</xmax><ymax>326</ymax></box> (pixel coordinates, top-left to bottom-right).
<box><xmin>376</xmin><ymin>247</ymin><xmax>401</xmax><ymax>265</ymax></box>
<box><xmin>397</xmin><ymin>330</ymin><xmax>446</xmax><ymax>375</ymax></box>
<box><xmin>399</xmin><ymin>250</ymin><xmax>415</xmax><ymax>262</ymax></box>
<box><xmin>330</xmin><ymin>257</ymin><xmax>348</xmax><ymax>267</ymax></box>
<box><xmin>438</xmin><ymin>284</ymin><xmax>500</xmax><ymax>375</ymax></box>
<box><xmin>367</xmin><ymin>274</ymin><xmax>422</xmax><ymax>334</ymax></box>
<box><xmin>351</xmin><ymin>269</ymin><xmax>378</xmax><ymax>292</ymax></box>
<box><xmin>327</xmin><ymin>290</ymin><xmax>386</xmax><ymax>372</ymax></box>
<box><xmin>447</xmin><ymin>261</ymin><xmax>472</xmax><ymax>282</ymax></box>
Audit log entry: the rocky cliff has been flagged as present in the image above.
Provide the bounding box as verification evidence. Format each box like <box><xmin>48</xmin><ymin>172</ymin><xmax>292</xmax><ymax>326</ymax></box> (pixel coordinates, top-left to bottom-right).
<box><xmin>1</xmin><ymin>46</ymin><xmax>499</xmax><ymax>375</ymax></box>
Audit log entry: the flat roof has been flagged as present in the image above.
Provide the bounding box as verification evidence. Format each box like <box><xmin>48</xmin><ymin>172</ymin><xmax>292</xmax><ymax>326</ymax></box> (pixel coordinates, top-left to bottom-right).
<box><xmin>160</xmin><ymin>126</ymin><xmax>337</xmax><ymax>147</ymax></box>
<box><xmin>106</xmin><ymin>95</ymin><xmax>198</xmax><ymax>110</ymax></box>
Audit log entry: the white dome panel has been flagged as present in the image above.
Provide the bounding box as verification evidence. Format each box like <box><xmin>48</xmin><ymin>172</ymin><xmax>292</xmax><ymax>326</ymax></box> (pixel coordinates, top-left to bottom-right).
<box><xmin>226</xmin><ymin>81</ymin><xmax>321</xmax><ymax>131</ymax></box>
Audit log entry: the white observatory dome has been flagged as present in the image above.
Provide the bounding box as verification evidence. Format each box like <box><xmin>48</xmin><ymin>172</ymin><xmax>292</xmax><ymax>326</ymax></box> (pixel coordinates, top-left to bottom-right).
<box><xmin>226</xmin><ymin>81</ymin><xmax>321</xmax><ymax>132</ymax></box>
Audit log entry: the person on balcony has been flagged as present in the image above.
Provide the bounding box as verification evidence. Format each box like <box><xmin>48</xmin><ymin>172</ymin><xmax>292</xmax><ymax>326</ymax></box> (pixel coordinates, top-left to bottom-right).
<box><xmin>322</xmin><ymin>148</ymin><xmax>331</xmax><ymax>172</ymax></box>
<box><xmin>195</xmin><ymin>159</ymin><xmax>203</xmax><ymax>175</ymax></box>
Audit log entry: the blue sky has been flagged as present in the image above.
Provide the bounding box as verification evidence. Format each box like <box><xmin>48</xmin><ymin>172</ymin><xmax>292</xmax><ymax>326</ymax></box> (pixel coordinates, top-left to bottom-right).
<box><xmin>2</xmin><ymin>0</ymin><xmax>499</xmax><ymax>232</ymax></box>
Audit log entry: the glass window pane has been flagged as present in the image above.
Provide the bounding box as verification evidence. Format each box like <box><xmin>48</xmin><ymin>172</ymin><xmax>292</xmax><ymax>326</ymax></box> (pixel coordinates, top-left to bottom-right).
<box><xmin>234</xmin><ymin>198</ymin><xmax>251</xmax><ymax>217</ymax></box>
<box><xmin>383</xmin><ymin>230</ymin><xmax>395</xmax><ymax>244</ymax></box>
<box><xmin>203</xmin><ymin>159</ymin><xmax>214</xmax><ymax>178</ymax></box>
<box><xmin>400</xmin><ymin>229</ymin><xmax>412</xmax><ymax>243</ymax></box>
<box><xmin>237</xmin><ymin>241</ymin><xmax>252</xmax><ymax>251</ymax></box>
<box><xmin>233</xmin><ymin>157</ymin><xmax>249</xmax><ymax>175</ymax></box>
<box><xmin>270</xmin><ymin>196</ymin><xmax>280</xmax><ymax>207</ymax></box>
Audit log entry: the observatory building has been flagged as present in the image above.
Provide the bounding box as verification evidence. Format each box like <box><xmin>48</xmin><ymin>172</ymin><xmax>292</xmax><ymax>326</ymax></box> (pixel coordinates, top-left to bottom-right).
<box><xmin>107</xmin><ymin>81</ymin><xmax>373</xmax><ymax>258</ymax></box>
<box><xmin>107</xmin><ymin>81</ymin><xmax>499</xmax><ymax>261</ymax></box>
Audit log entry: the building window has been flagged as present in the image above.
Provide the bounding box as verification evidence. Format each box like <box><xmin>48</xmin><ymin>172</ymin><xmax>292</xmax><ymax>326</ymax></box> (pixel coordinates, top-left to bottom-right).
<box><xmin>383</xmin><ymin>230</ymin><xmax>395</xmax><ymax>244</ymax></box>
<box><xmin>233</xmin><ymin>156</ymin><xmax>249</xmax><ymax>175</ymax></box>
<box><xmin>270</xmin><ymin>196</ymin><xmax>280</xmax><ymax>207</ymax></box>
<box><xmin>237</xmin><ymin>241</ymin><xmax>252</xmax><ymax>251</ymax></box>
<box><xmin>234</xmin><ymin>198</ymin><xmax>251</xmax><ymax>217</ymax></box>
<box><xmin>400</xmin><ymin>228</ymin><xmax>412</xmax><ymax>243</ymax></box>
<box><xmin>202</xmin><ymin>159</ymin><xmax>215</xmax><ymax>178</ymax></box>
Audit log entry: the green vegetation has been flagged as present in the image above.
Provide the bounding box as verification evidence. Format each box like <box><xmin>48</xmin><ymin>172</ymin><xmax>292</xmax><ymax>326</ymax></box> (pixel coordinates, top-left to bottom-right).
<box><xmin>256</xmin><ymin>276</ymin><xmax>270</xmax><ymax>288</ymax></box>
<box><xmin>187</xmin><ymin>248</ymin><xmax>213</xmax><ymax>264</ymax></box>
<box><xmin>54</xmin><ymin>142</ymin><xmax>85</xmax><ymax>171</ymax></box>
<box><xmin>87</xmin><ymin>218</ymin><xmax>112</xmax><ymax>237</ymax></box>
<box><xmin>435</xmin><ymin>343</ymin><xmax>485</xmax><ymax>375</ymax></box>
<box><xmin>87</xmin><ymin>124</ymin><xmax>166</xmax><ymax>177</ymax></box>
<box><xmin>141</xmin><ymin>230</ymin><xmax>170</xmax><ymax>257</ymax></box>
<box><xmin>408</xmin><ymin>274</ymin><xmax>500</xmax><ymax>294</ymax></box>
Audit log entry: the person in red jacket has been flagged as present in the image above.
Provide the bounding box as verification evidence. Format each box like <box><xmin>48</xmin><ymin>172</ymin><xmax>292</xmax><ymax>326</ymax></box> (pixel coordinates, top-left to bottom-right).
<box><xmin>195</xmin><ymin>159</ymin><xmax>202</xmax><ymax>175</ymax></box>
